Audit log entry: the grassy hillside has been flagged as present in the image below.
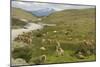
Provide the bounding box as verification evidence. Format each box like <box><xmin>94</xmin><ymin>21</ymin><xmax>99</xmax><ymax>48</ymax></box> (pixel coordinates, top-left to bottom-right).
<box><xmin>11</xmin><ymin>18</ymin><xmax>27</xmax><ymax>29</ymax></box>
<box><xmin>11</xmin><ymin>7</ymin><xmax>38</xmax><ymax>21</ymax></box>
<box><xmin>12</xmin><ymin>8</ymin><xmax>96</xmax><ymax>65</ymax></box>
<box><xmin>42</xmin><ymin>8</ymin><xmax>96</xmax><ymax>40</ymax></box>
<box><xmin>11</xmin><ymin>7</ymin><xmax>38</xmax><ymax>29</ymax></box>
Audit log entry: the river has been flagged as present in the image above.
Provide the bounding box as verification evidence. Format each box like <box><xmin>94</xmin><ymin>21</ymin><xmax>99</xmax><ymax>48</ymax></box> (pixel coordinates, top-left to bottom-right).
<box><xmin>12</xmin><ymin>23</ymin><xmax>43</xmax><ymax>41</ymax></box>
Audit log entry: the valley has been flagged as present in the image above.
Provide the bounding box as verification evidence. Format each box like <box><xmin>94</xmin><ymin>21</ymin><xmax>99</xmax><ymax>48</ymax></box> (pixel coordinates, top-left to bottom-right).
<box><xmin>11</xmin><ymin>2</ymin><xmax>96</xmax><ymax>66</ymax></box>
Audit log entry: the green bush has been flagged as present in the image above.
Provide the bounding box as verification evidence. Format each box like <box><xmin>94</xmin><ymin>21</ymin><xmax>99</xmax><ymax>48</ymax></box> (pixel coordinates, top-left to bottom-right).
<box><xmin>12</xmin><ymin>46</ymin><xmax>32</xmax><ymax>62</ymax></box>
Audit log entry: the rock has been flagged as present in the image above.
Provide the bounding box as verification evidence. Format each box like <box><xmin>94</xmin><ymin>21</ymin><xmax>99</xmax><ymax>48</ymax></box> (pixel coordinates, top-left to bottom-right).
<box><xmin>12</xmin><ymin>58</ymin><xmax>28</xmax><ymax>66</ymax></box>
<box><xmin>86</xmin><ymin>50</ymin><xmax>91</xmax><ymax>55</ymax></box>
<box><xmin>40</xmin><ymin>47</ymin><xmax>46</xmax><ymax>51</ymax></box>
<box><xmin>76</xmin><ymin>52</ymin><xmax>85</xmax><ymax>59</ymax></box>
<box><xmin>53</xmin><ymin>31</ymin><xmax>57</xmax><ymax>33</ymax></box>
<box><xmin>77</xmin><ymin>54</ymin><xmax>85</xmax><ymax>59</ymax></box>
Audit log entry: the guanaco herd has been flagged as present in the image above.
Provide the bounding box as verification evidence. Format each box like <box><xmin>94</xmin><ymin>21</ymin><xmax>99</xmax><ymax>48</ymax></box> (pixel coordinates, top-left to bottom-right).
<box><xmin>13</xmin><ymin>30</ymin><xmax>95</xmax><ymax>64</ymax></box>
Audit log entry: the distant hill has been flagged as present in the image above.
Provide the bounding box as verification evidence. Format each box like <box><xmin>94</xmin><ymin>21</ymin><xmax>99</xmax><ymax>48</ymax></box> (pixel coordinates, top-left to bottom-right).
<box><xmin>32</xmin><ymin>8</ymin><xmax>55</xmax><ymax>17</ymax></box>
<box><xmin>11</xmin><ymin>7</ymin><xmax>38</xmax><ymax>21</ymax></box>
<box><xmin>43</xmin><ymin>8</ymin><xmax>95</xmax><ymax>24</ymax></box>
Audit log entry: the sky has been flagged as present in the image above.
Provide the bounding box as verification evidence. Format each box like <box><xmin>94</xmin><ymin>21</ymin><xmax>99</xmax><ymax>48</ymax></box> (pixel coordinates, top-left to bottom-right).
<box><xmin>12</xmin><ymin>1</ymin><xmax>95</xmax><ymax>12</ymax></box>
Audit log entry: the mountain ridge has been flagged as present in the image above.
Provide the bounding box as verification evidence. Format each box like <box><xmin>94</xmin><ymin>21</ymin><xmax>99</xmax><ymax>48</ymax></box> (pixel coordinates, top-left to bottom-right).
<box><xmin>31</xmin><ymin>8</ymin><xmax>55</xmax><ymax>17</ymax></box>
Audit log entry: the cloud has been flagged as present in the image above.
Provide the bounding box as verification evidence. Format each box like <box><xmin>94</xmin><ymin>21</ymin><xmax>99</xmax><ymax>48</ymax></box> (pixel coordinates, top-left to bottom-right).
<box><xmin>12</xmin><ymin>1</ymin><xmax>50</xmax><ymax>11</ymax></box>
<box><xmin>12</xmin><ymin>1</ymin><xmax>95</xmax><ymax>11</ymax></box>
